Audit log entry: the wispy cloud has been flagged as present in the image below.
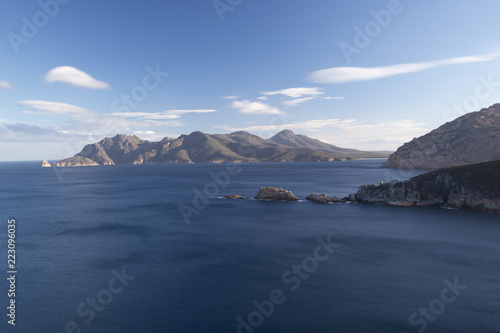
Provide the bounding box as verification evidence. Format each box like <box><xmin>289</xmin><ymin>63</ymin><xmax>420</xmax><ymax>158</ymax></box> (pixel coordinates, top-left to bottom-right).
<box><xmin>110</xmin><ymin>109</ymin><xmax>216</xmax><ymax>120</ymax></box>
<box><xmin>222</xmin><ymin>96</ymin><xmax>238</xmax><ymax>100</ymax></box>
<box><xmin>232</xmin><ymin>100</ymin><xmax>284</xmax><ymax>115</ymax></box>
<box><xmin>45</xmin><ymin>66</ymin><xmax>110</xmax><ymax>89</ymax></box>
<box><xmin>282</xmin><ymin>97</ymin><xmax>316</xmax><ymax>107</ymax></box>
<box><xmin>110</xmin><ymin>112</ymin><xmax>179</xmax><ymax>120</ymax></box>
<box><xmin>216</xmin><ymin>118</ymin><xmax>354</xmax><ymax>133</ymax></box>
<box><xmin>0</xmin><ymin>81</ymin><xmax>13</xmax><ymax>89</ymax></box>
<box><xmin>0</xmin><ymin>122</ymin><xmax>88</xmax><ymax>143</ymax></box>
<box><xmin>15</xmin><ymin>100</ymin><xmax>183</xmax><ymax>140</ymax></box>
<box><xmin>16</xmin><ymin>100</ymin><xmax>90</xmax><ymax>115</ymax></box>
<box><xmin>216</xmin><ymin>118</ymin><xmax>428</xmax><ymax>150</ymax></box>
<box><xmin>21</xmin><ymin>110</ymin><xmax>49</xmax><ymax>115</ymax></box>
<box><xmin>167</xmin><ymin>109</ymin><xmax>216</xmax><ymax>115</ymax></box>
<box><xmin>257</xmin><ymin>96</ymin><xmax>269</xmax><ymax>101</ymax></box>
<box><xmin>262</xmin><ymin>87</ymin><xmax>324</xmax><ymax>106</ymax></box>
<box><xmin>263</xmin><ymin>87</ymin><xmax>324</xmax><ymax>98</ymax></box>
<box><xmin>307</xmin><ymin>54</ymin><xmax>499</xmax><ymax>84</ymax></box>
<box><xmin>324</xmin><ymin>96</ymin><xmax>345</xmax><ymax>100</ymax></box>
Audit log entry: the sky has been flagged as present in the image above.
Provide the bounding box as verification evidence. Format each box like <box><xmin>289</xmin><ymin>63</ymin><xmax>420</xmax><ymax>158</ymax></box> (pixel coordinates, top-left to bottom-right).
<box><xmin>1</xmin><ymin>0</ymin><xmax>500</xmax><ymax>161</ymax></box>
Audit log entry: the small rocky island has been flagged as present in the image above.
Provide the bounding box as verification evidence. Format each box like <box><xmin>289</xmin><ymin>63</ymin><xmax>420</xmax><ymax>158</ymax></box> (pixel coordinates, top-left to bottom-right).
<box><xmin>41</xmin><ymin>160</ymin><xmax>51</xmax><ymax>167</ymax></box>
<box><xmin>224</xmin><ymin>195</ymin><xmax>245</xmax><ymax>199</ymax></box>
<box><xmin>255</xmin><ymin>187</ymin><xmax>299</xmax><ymax>201</ymax></box>
<box><xmin>351</xmin><ymin>160</ymin><xmax>500</xmax><ymax>212</ymax></box>
<box><xmin>306</xmin><ymin>193</ymin><xmax>346</xmax><ymax>204</ymax></box>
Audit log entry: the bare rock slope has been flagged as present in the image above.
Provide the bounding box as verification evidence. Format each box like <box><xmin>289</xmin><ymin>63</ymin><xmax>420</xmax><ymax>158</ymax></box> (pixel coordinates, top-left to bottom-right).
<box><xmin>386</xmin><ymin>103</ymin><xmax>500</xmax><ymax>169</ymax></box>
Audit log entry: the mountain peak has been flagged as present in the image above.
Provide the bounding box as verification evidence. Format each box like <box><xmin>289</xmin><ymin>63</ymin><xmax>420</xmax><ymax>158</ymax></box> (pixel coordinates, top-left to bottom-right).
<box><xmin>110</xmin><ymin>134</ymin><xmax>141</xmax><ymax>142</ymax></box>
<box><xmin>275</xmin><ymin>129</ymin><xmax>295</xmax><ymax>135</ymax></box>
<box><xmin>271</xmin><ymin>129</ymin><xmax>296</xmax><ymax>140</ymax></box>
<box><xmin>229</xmin><ymin>131</ymin><xmax>254</xmax><ymax>136</ymax></box>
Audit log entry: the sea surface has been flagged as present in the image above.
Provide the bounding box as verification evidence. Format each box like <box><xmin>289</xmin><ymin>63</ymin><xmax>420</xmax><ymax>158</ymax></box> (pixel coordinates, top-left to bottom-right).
<box><xmin>0</xmin><ymin>159</ymin><xmax>499</xmax><ymax>333</ymax></box>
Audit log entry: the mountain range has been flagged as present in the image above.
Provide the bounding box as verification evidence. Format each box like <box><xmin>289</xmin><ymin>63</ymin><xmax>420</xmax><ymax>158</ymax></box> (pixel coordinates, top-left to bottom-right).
<box><xmin>386</xmin><ymin>103</ymin><xmax>500</xmax><ymax>169</ymax></box>
<box><xmin>52</xmin><ymin>130</ymin><xmax>390</xmax><ymax>167</ymax></box>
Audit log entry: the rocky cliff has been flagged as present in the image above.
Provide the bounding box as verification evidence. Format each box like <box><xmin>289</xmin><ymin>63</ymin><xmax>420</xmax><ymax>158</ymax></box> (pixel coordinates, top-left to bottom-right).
<box><xmin>353</xmin><ymin>160</ymin><xmax>500</xmax><ymax>212</ymax></box>
<box><xmin>386</xmin><ymin>103</ymin><xmax>500</xmax><ymax>169</ymax></box>
<box><xmin>51</xmin><ymin>130</ymin><xmax>390</xmax><ymax>167</ymax></box>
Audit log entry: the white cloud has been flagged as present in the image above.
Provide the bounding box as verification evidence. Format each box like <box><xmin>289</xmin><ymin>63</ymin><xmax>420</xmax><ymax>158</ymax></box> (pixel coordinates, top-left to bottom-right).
<box><xmin>0</xmin><ymin>81</ymin><xmax>13</xmax><ymax>89</ymax></box>
<box><xmin>232</xmin><ymin>100</ymin><xmax>284</xmax><ymax>115</ymax></box>
<box><xmin>282</xmin><ymin>97</ymin><xmax>316</xmax><ymax>107</ymax></box>
<box><xmin>132</xmin><ymin>130</ymin><xmax>169</xmax><ymax>141</ymax></box>
<box><xmin>216</xmin><ymin>118</ymin><xmax>428</xmax><ymax>151</ymax></box>
<box><xmin>133</xmin><ymin>130</ymin><xmax>155</xmax><ymax>135</ymax></box>
<box><xmin>222</xmin><ymin>96</ymin><xmax>238</xmax><ymax>100</ymax></box>
<box><xmin>324</xmin><ymin>96</ymin><xmax>345</xmax><ymax>100</ymax></box>
<box><xmin>307</xmin><ymin>54</ymin><xmax>499</xmax><ymax>84</ymax></box>
<box><xmin>45</xmin><ymin>66</ymin><xmax>110</xmax><ymax>89</ymax></box>
<box><xmin>257</xmin><ymin>96</ymin><xmax>269</xmax><ymax>101</ymax></box>
<box><xmin>263</xmin><ymin>87</ymin><xmax>324</xmax><ymax>98</ymax></box>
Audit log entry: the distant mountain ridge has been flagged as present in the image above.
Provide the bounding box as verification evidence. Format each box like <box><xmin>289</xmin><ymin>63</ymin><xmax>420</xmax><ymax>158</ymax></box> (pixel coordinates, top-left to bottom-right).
<box><xmin>52</xmin><ymin>130</ymin><xmax>390</xmax><ymax>167</ymax></box>
<box><xmin>386</xmin><ymin>103</ymin><xmax>500</xmax><ymax>169</ymax></box>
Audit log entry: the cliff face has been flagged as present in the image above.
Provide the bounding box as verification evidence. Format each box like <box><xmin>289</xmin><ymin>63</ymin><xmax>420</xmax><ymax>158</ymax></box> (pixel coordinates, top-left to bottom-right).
<box><xmin>52</xmin><ymin>130</ymin><xmax>391</xmax><ymax>167</ymax></box>
<box><xmin>386</xmin><ymin>103</ymin><xmax>500</xmax><ymax>169</ymax></box>
<box><xmin>354</xmin><ymin>160</ymin><xmax>500</xmax><ymax>212</ymax></box>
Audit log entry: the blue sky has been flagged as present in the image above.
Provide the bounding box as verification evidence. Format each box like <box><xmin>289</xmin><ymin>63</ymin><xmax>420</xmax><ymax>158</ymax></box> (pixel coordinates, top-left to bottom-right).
<box><xmin>1</xmin><ymin>0</ymin><xmax>500</xmax><ymax>161</ymax></box>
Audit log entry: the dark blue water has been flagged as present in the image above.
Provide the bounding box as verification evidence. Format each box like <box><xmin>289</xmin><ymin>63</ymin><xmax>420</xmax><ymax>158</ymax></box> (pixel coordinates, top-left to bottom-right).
<box><xmin>0</xmin><ymin>160</ymin><xmax>499</xmax><ymax>333</ymax></box>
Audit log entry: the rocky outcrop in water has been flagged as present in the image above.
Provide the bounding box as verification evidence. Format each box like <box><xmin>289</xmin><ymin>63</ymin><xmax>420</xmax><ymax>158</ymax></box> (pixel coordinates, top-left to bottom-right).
<box><xmin>306</xmin><ymin>193</ymin><xmax>346</xmax><ymax>204</ymax></box>
<box><xmin>41</xmin><ymin>160</ymin><xmax>51</xmax><ymax>167</ymax></box>
<box><xmin>255</xmin><ymin>187</ymin><xmax>299</xmax><ymax>201</ymax></box>
<box><xmin>386</xmin><ymin>103</ymin><xmax>500</xmax><ymax>169</ymax></box>
<box><xmin>224</xmin><ymin>195</ymin><xmax>245</xmax><ymax>199</ymax></box>
<box><xmin>352</xmin><ymin>160</ymin><xmax>500</xmax><ymax>212</ymax></box>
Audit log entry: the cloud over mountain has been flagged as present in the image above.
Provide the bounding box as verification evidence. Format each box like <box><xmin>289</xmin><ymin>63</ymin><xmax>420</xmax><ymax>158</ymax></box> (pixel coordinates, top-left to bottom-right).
<box><xmin>232</xmin><ymin>100</ymin><xmax>284</xmax><ymax>115</ymax></box>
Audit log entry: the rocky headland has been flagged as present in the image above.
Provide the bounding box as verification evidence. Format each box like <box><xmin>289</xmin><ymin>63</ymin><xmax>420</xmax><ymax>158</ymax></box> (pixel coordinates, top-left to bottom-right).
<box><xmin>386</xmin><ymin>103</ymin><xmax>500</xmax><ymax>169</ymax></box>
<box><xmin>352</xmin><ymin>160</ymin><xmax>500</xmax><ymax>212</ymax></box>
<box><xmin>53</xmin><ymin>156</ymin><xmax>100</xmax><ymax>167</ymax></box>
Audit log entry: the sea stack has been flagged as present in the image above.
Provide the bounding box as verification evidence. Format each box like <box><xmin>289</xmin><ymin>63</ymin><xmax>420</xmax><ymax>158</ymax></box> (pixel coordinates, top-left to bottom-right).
<box><xmin>41</xmin><ymin>160</ymin><xmax>51</xmax><ymax>167</ymax></box>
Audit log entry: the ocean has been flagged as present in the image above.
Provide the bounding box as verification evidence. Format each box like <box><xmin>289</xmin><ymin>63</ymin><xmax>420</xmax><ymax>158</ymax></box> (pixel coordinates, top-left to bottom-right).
<box><xmin>1</xmin><ymin>159</ymin><xmax>499</xmax><ymax>333</ymax></box>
